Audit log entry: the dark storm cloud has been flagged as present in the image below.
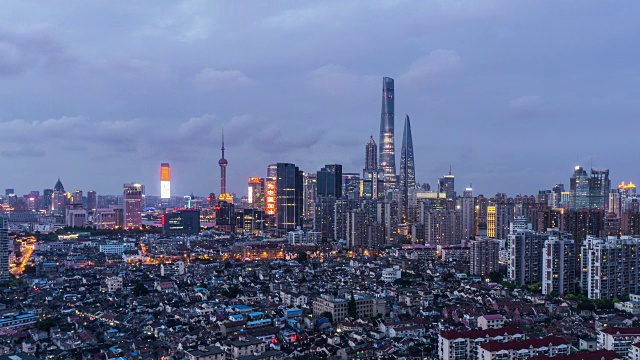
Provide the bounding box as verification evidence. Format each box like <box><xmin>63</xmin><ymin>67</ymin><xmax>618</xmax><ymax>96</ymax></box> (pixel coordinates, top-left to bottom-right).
<box><xmin>1</xmin><ymin>0</ymin><xmax>640</xmax><ymax>196</ymax></box>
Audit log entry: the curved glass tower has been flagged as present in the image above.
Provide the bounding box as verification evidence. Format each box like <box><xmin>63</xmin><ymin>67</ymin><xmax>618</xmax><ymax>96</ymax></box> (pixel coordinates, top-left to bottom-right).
<box><xmin>378</xmin><ymin>77</ymin><xmax>397</xmax><ymax>188</ymax></box>
<box><xmin>399</xmin><ymin>114</ymin><xmax>415</xmax><ymax>221</ymax></box>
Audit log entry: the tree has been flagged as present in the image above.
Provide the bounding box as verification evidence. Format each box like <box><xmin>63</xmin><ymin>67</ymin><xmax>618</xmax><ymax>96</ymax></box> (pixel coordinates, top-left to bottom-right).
<box><xmin>488</xmin><ymin>271</ymin><xmax>503</xmax><ymax>283</ymax></box>
<box><xmin>37</xmin><ymin>318</ymin><xmax>57</xmax><ymax>332</ymax></box>
<box><xmin>319</xmin><ymin>311</ymin><xmax>333</xmax><ymax>323</ymax></box>
<box><xmin>348</xmin><ymin>291</ymin><xmax>358</xmax><ymax>319</ymax></box>
<box><xmin>132</xmin><ymin>283</ymin><xmax>149</xmax><ymax>296</ymax></box>
<box><xmin>296</xmin><ymin>251</ymin><xmax>308</xmax><ymax>263</ymax></box>
<box><xmin>224</xmin><ymin>260</ymin><xmax>233</xmax><ymax>269</ymax></box>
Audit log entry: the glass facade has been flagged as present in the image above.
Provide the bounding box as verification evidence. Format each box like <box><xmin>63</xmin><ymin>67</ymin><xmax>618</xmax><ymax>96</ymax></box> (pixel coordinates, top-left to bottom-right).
<box><xmin>378</xmin><ymin>77</ymin><xmax>397</xmax><ymax>188</ymax></box>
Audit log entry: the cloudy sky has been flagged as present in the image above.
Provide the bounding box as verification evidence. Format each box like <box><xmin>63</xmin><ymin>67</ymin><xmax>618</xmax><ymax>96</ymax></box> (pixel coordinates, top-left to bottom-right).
<box><xmin>1</xmin><ymin>1</ymin><xmax>639</xmax><ymax>197</ymax></box>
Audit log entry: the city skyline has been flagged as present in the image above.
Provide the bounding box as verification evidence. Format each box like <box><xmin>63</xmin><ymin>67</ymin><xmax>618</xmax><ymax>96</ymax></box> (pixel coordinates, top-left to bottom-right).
<box><xmin>1</xmin><ymin>2</ymin><xmax>640</xmax><ymax>196</ymax></box>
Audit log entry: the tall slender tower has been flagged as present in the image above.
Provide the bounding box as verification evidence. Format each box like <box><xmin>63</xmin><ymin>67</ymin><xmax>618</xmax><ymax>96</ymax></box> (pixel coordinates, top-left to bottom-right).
<box><xmin>219</xmin><ymin>130</ymin><xmax>228</xmax><ymax>196</ymax></box>
<box><xmin>399</xmin><ymin>114</ymin><xmax>415</xmax><ymax>221</ymax></box>
<box><xmin>365</xmin><ymin>136</ymin><xmax>377</xmax><ymax>171</ymax></box>
<box><xmin>378</xmin><ymin>77</ymin><xmax>397</xmax><ymax>188</ymax></box>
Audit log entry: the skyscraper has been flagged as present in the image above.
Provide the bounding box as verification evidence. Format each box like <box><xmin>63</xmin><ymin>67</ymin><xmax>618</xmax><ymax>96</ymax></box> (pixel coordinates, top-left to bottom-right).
<box><xmin>399</xmin><ymin>115</ymin><xmax>415</xmax><ymax>222</ymax></box>
<box><xmin>317</xmin><ymin>164</ymin><xmax>342</xmax><ymax>198</ymax></box>
<box><xmin>570</xmin><ymin>166</ymin><xmax>589</xmax><ymax>210</ymax></box>
<box><xmin>542</xmin><ymin>232</ymin><xmax>575</xmax><ymax>295</ymax></box>
<box><xmin>276</xmin><ymin>163</ymin><xmax>303</xmax><ymax>233</ymax></box>
<box><xmin>160</xmin><ymin>163</ymin><xmax>171</xmax><ymax>199</ymax></box>
<box><xmin>365</xmin><ymin>136</ymin><xmax>377</xmax><ymax>171</ymax></box>
<box><xmin>87</xmin><ymin>190</ymin><xmax>97</xmax><ymax>211</ymax></box>
<box><xmin>0</xmin><ymin>215</ymin><xmax>8</xmax><ymax>282</ymax></box>
<box><xmin>589</xmin><ymin>168</ymin><xmax>610</xmax><ymax>210</ymax></box>
<box><xmin>378</xmin><ymin>77</ymin><xmax>397</xmax><ymax>188</ymax></box>
<box><xmin>123</xmin><ymin>183</ymin><xmax>143</xmax><ymax>229</ymax></box>
<box><xmin>438</xmin><ymin>171</ymin><xmax>456</xmax><ymax>200</ymax></box>
<box><xmin>52</xmin><ymin>178</ymin><xmax>67</xmax><ymax>221</ymax></box>
<box><xmin>314</xmin><ymin>164</ymin><xmax>343</xmax><ymax>239</ymax></box>
<box><xmin>248</xmin><ymin>177</ymin><xmax>265</xmax><ymax>210</ymax></box>
<box><xmin>218</xmin><ymin>131</ymin><xmax>228</xmax><ymax>197</ymax></box>
<box><xmin>461</xmin><ymin>187</ymin><xmax>476</xmax><ymax>240</ymax></box>
<box><xmin>303</xmin><ymin>173</ymin><xmax>317</xmax><ymax>221</ymax></box>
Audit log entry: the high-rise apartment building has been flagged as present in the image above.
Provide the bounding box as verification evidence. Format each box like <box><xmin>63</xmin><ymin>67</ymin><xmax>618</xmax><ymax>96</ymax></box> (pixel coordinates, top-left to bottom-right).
<box><xmin>0</xmin><ymin>215</ymin><xmax>8</xmax><ymax>282</ymax></box>
<box><xmin>581</xmin><ymin>235</ymin><xmax>640</xmax><ymax>299</ymax></box>
<box><xmin>461</xmin><ymin>187</ymin><xmax>476</xmax><ymax>240</ymax></box>
<box><xmin>542</xmin><ymin>232</ymin><xmax>575</xmax><ymax>295</ymax></box>
<box><xmin>508</xmin><ymin>219</ymin><xmax>545</xmax><ymax>286</ymax></box>
<box><xmin>123</xmin><ymin>183</ymin><xmax>143</xmax><ymax>229</ymax></box>
<box><xmin>276</xmin><ymin>163</ymin><xmax>303</xmax><ymax>234</ymax></box>
<box><xmin>399</xmin><ymin>115</ymin><xmax>415</xmax><ymax>223</ymax></box>
<box><xmin>470</xmin><ymin>237</ymin><xmax>500</xmax><ymax>276</ymax></box>
<box><xmin>303</xmin><ymin>173</ymin><xmax>317</xmax><ymax>221</ymax></box>
<box><xmin>570</xmin><ymin>166</ymin><xmax>589</xmax><ymax>210</ymax></box>
<box><xmin>378</xmin><ymin>77</ymin><xmax>397</xmax><ymax>189</ymax></box>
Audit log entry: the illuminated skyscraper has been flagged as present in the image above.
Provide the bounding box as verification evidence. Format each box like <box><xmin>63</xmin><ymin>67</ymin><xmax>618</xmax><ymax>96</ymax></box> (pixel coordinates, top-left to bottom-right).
<box><xmin>248</xmin><ymin>177</ymin><xmax>265</xmax><ymax>210</ymax></box>
<box><xmin>438</xmin><ymin>170</ymin><xmax>456</xmax><ymax>200</ymax></box>
<box><xmin>52</xmin><ymin>178</ymin><xmax>67</xmax><ymax>221</ymax></box>
<box><xmin>160</xmin><ymin>163</ymin><xmax>171</xmax><ymax>199</ymax></box>
<box><xmin>399</xmin><ymin>115</ymin><xmax>415</xmax><ymax>221</ymax></box>
<box><xmin>123</xmin><ymin>183</ymin><xmax>143</xmax><ymax>229</ymax></box>
<box><xmin>303</xmin><ymin>173</ymin><xmax>317</xmax><ymax>220</ymax></box>
<box><xmin>378</xmin><ymin>77</ymin><xmax>397</xmax><ymax>188</ymax></box>
<box><xmin>218</xmin><ymin>131</ymin><xmax>228</xmax><ymax>197</ymax></box>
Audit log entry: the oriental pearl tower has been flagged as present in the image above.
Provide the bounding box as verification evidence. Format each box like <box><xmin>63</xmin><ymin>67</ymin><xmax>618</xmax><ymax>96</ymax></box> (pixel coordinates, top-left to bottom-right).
<box><xmin>219</xmin><ymin>129</ymin><xmax>228</xmax><ymax>196</ymax></box>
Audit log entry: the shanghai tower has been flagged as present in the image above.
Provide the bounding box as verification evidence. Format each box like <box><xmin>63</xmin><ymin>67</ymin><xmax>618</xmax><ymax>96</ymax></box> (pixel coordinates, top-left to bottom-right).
<box><xmin>378</xmin><ymin>77</ymin><xmax>397</xmax><ymax>188</ymax></box>
<box><xmin>399</xmin><ymin>114</ymin><xmax>415</xmax><ymax>221</ymax></box>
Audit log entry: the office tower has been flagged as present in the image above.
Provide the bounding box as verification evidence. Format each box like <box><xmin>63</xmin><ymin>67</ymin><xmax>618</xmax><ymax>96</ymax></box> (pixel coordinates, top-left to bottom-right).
<box><xmin>123</xmin><ymin>183</ymin><xmax>143</xmax><ymax>229</ymax></box>
<box><xmin>87</xmin><ymin>190</ymin><xmax>97</xmax><ymax>211</ymax></box>
<box><xmin>276</xmin><ymin>163</ymin><xmax>303</xmax><ymax>233</ymax></box>
<box><xmin>508</xmin><ymin>220</ymin><xmax>545</xmax><ymax>286</ymax></box>
<box><xmin>315</xmin><ymin>165</ymin><xmax>342</xmax><ymax>239</ymax></box>
<box><xmin>218</xmin><ymin>131</ymin><xmax>229</xmax><ymax>197</ymax></box>
<box><xmin>378</xmin><ymin>77</ymin><xmax>397</xmax><ymax>188</ymax></box>
<box><xmin>303</xmin><ymin>173</ymin><xmax>317</xmax><ymax>221</ymax></box>
<box><xmin>317</xmin><ymin>164</ymin><xmax>342</xmax><ymax>198</ymax></box>
<box><xmin>42</xmin><ymin>189</ymin><xmax>53</xmax><ymax>211</ymax></box>
<box><xmin>4</xmin><ymin>189</ymin><xmax>13</xmax><ymax>197</ymax></box>
<box><xmin>0</xmin><ymin>216</ymin><xmax>7</xmax><ymax>282</ymax></box>
<box><xmin>365</xmin><ymin>136</ymin><xmax>377</xmax><ymax>171</ymax></box>
<box><xmin>461</xmin><ymin>187</ymin><xmax>476</xmax><ymax>240</ymax></box>
<box><xmin>342</xmin><ymin>173</ymin><xmax>360</xmax><ymax>201</ymax></box>
<box><xmin>74</xmin><ymin>190</ymin><xmax>83</xmax><ymax>205</ymax></box>
<box><xmin>570</xmin><ymin>166</ymin><xmax>589</xmax><ymax>210</ymax></box>
<box><xmin>438</xmin><ymin>171</ymin><xmax>456</xmax><ymax>200</ymax></box>
<box><xmin>399</xmin><ymin>115</ymin><xmax>415</xmax><ymax>222</ymax></box>
<box><xmin>160</xmin><ymin>163</ymin><xmax>171</xmax><ymax>199</ymax></box>
<box><xmin>215</xmin><ymin>201</ymin><xmax>235</xmax><ymax>232</ymax></box>
<box><xmin>247</xmin><ymin>177</ymin><xmax>265</xmax><ymax>211</ymax></box>
<box><xmin>470</xmin><ymin>237</ymin><xmax>500</xmax><ymax>276</ymax></box>
<box><xmin>550</xmin><ymin>184</ymin><xmax>564</xmax><ymax>208</ymax></box>
<box><xmin>542</xmin><ymin>232</ymin><xmax>575</xmax><ymax>295</ymax></box>
<box><xmin>52</xmin><ymin>179</ymin><xmax>67</xmax><ymax>221</ymax></box>
<box><xmin>588</xmin><ymin>168</ymin><xmax>610</xmax><ymax>210</ymax></box>
<box><xmin>581</xmin><ymin>236</ymin><xmax>640</xmax><ymax>299</ymax></box>
<box><xmin>267</xmin><ymin>164</ymin><xmax>278</xmax><ymax>181</ymax></box>
<box><xmin>619</xmin><ymin>181</ymin><xmax>638</xmax><ymax>212</ymax></box>
<box><xmin>163</xmin><ymin>210</ymin><xmax>200</xmax><ymax>235</ymax></box>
